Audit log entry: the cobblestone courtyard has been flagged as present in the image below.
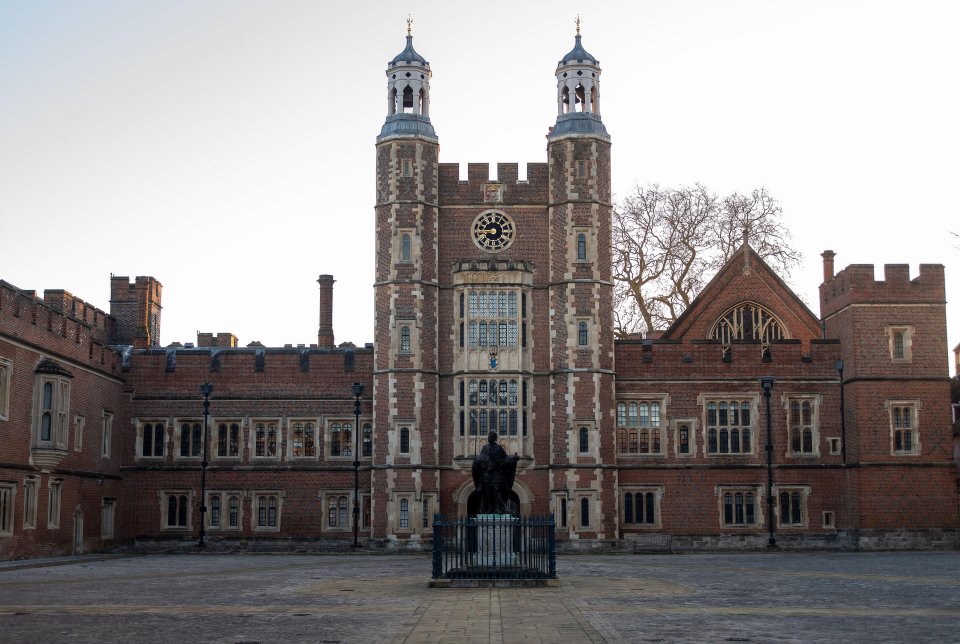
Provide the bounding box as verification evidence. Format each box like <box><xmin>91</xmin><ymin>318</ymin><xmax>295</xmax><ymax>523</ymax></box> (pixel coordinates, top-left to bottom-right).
<box><xmin>0</xmin><ymin>551</ymin><xmax>958</xmax><ymax>643</ymax></box>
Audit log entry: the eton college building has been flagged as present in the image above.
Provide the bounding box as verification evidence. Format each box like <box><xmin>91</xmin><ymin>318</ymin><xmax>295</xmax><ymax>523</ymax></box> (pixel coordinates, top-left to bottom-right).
<box><xmin>1</xmin><ymin>31</ymin><xmax>958</xmax><ymax>558</ymax></box>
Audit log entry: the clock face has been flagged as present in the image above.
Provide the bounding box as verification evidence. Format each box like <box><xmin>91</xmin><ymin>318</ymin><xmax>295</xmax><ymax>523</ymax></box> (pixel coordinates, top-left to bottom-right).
<box><xmin>472</xmin><ymin>211</ymin><xmax>515</xmax><ymax>252</ymax></box>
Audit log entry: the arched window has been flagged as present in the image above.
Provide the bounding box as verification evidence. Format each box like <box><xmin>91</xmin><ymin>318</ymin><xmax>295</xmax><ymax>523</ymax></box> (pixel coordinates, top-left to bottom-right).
<box><xmin>400</xmin><ymin>326</ymin><xmax>411</xmax><ymax>352</ymax></box>
<box><xmin>579</xmin><ymin>427</ymin><xmax>589</xmax><ymax>453</ymax></box>
<box><xmin>210</xmin><ymin>495</ymin><xmax>221</xmax><ymax>528</ymax></box>
<box><xmin>422</xmin><ymin>499</ymin><xmax>430</xmax><ymax>529</ymax></box>
<box><xmin>578</xmin><ymin>321</ymin><xmax>588</xmax><ymax>346</ymax></box>
<box><xmin>228</xmin><ymin>496</ymin><xmax>239</xmax><ymax>527</ymax></box>
<box><xmin>402</xmin><ymin>85</ymin><xmax>414</xmax><ymax>112</ymax></box>
<box><xmin>577</xmin><ymin>233</ymin><xmax>587</xmax><ymax>260</ymax></box>
<box><xmin>710</xmin><ymin>302</ymin><xmax>787</xmax><ymax>355</ymax></box>
<box><xmin>580</xmin><ymin>497</ymin><xmax>590</xmax><ymax>527</ymax></box>
<box><xmin>399</xmin><ymin>499</ymin><xmax>409</xmax><ymax>528</ymax></box>
<box><xmin>338</xmin><ymin>496</ymin><xmax>348</xmax><ymax>528</ymax></box>
<box><xmin>624</xmin><ymin>493</ymin><xmax>633</xmax><ymax>523</ymax></box>
<box><xmin>399</xmin><ymin>426</ymin><xmax>410</xmax><ymax>454</ymax></box>
<box><xmin>177</xmin><ymin>495</ymin><xmax>188</xmax><ymax>527</ymax></box>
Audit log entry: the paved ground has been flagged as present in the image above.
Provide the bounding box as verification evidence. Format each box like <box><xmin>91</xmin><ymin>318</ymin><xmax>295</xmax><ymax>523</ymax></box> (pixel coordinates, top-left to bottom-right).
<box><xmin>0</xmin><ymin>551</ymin><xmax>959</xmax><ymax>643</ymax></box>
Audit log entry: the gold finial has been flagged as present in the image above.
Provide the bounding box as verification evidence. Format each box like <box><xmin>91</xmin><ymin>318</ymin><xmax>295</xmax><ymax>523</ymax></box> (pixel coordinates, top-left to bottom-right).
<box><xmin>575</xmin><ymin>14</ymin><xmax>581</xmax><ymax>35</ymax></box>
<box><xmin>407</xmin><ymin>14</ymin><xmax>413</xmax><ymax>36</ymax></box>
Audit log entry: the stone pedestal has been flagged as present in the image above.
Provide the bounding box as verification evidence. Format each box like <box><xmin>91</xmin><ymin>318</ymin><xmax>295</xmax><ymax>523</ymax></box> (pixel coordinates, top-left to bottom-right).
<box><xmin>474</xmin><ymin>514</ymin><xmax>517</xmax><ymax>567</ymax></box>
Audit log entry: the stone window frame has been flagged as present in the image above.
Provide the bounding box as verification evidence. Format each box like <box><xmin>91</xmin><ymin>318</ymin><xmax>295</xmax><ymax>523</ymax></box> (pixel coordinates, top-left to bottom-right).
<box><xmin>463</xmin><ymin>288</ymin><xmax>521</xmax><ymax>351</ymax></box>
<box><xmin>457</xmin><ymin>377</ymin><xmax>527</xmax><ymax>458</ymax></box>
<box><xmin>621</xmin><ymin>486</ymin><xmax>664</xmax><ymax>530</ymax></box>
<box><xmin>827</xmin><ymin>437</ymin><xmax>841</xmax><ymax>456</ymax></box>
<box><xmin>575</xmin><ymin>159</ymin><xmax>589</xmax><ymax>178</ymax></box>
<box><xmin>101</xmin><ymin>410</ymin><xmax>113</xmax><ymax>459</ymax></box>
<box><xmin>0</xmin><ymin>356</ymin><xmax>11</xmax><ymax>421</ymax></box>
<box><xmin>616</xmin><ymin>395</ymin><xmax>669</xmax><ymax>456</ymax></box>
<box><xmin>0</xmin><ymin>483</ymin><xmax>15</xmax><ymax>537</ymax></box>
<box><xmin>573</xmin><ymin>227</ymin><xmax>592</xmax><ymax>263</ymax></box>
<box><xmin>886</xmin><ymin>325</ymin><xmax>914</xmax><ymax>362</ymax></box>
<box><xmin>360</xmin><ymin>421</ymin><xmax>373</xmax><ymax>460</ymax></box>
<box><xmin>101</xmin><ymin>497</ymin><xmax>116</xmax><ymax>539</ymax></box>
<box><xmin>252</xmin><ymin>491</ymin><xmax>282</xmax><ymax>532</ymax></box>
<box><xmin>401</xmin><ymin>157</ymin><xmax>413</xmax><ymax>177</ymax></box>
<box><xmin>673</xmin><ymin>418</ymin><xmax>697</xmax><ymax>458</ymax></box>
<box><xmin>552</xmin><ymin>492</ymin><xmax>570</xmax><ymax>531</ymax></box>
<box><xmin>716</xmin><ymin>485</ymin><xmax>764</xmax><ymax>529</ymax></box>
<box><xmin>774</xmin><ymin>485</ymin><xmax>810</xmax><ymax>529</ymax></box>
<box><xmin>784</xmin><ymin>394</ymin><xmax>821</xmax><ymax>457</ymax></box>
<box><xmin>251</xmin><ymin>419</ymin><xmax>281</xmax><ymax>461</ymax></box>
<box><xmin>206</xmin><ymin>490</ymin><xmax>243</xmax><ymax>531</ymax></box>
<box><xmin>574</xmin><ymin>422</ymin><xmax>594</xmax><ymax>456</ymax></box>
<box><xmin>33</xmin><ymin>373</ymin><xmax>71</xmax><ymax>450</ymax></box>
<box><xmin>74</xmin><ymin>415</ymin><xmax>85</xmax><ymax>452</ymax></box>
<box><xmin>213</xmin><ymin>418</ymin><xmax>244</xmax><ymax>460</ymax></box>
<box><xmin>47</xmin><ymin>478</ymin><xmax>63</xmax><ymax>529</ymax></box>
<box><xmin>23</xmin><ymin>475</ymin><xmax>39</xmax><ymax>530</ymax></box>
<box><xmin>700</xmin><ymin>394</ymin><xmax>759</xmax><ymax>457</ymax></box>
<box><xmin>396</xmin><ymin>494</ymin><xmax>412</xmax><ymax>533</ymax></box>
<box><xmin>288</xmin><ymin>418</ymin><xmax>319</xmax><ymax>460</ymax></box>
<box><xmin>822</xmin><ymin>510</ymin><xmax>836</xmax><ymax>529</ymax></box>
<box><xmin>160</xmin><ymin>490</ymin><xmax>192</xmax><ymax>531</ymax></box>
<box><xmin>136</xmin><ymin>419</ymin><xmax>167</xmax><ymax>460</ymax></box>
<box><xmin>324</xmin><ymin>492</ymin><xmax>353</xmax><ymax>531</ymax></box>
<box><xmin>577</xmin><ymin>494</ymin><xmax>592</xmax><ymax>529</ymax></box>
<box><xmin>397</xmin><ymin>228</ymin><xmax>417</xmax><ymax>264</ymax></box>
<box><xmin>175</xmin><ymin>418</ymin><xmax>203</xmax><ymax>461</ymax></box>
<box><xmin>326</xmin><ymin>418</ymin><xmax>356</xmax><ymax>460</ymax></box>
<box><xmin>420</xmin><ymin>493</ymin><xmax>437</xmax><ymax>532</ymax></box>
<box><xmin>886</xmin><ymin>399</ymin><xmax>921</xmax><ymax>455</ymax></box>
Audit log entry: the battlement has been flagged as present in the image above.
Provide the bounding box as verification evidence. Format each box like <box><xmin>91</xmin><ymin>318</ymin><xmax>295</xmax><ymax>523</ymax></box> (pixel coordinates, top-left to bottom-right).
<box><xmin>0</xmin><ymin>279</ymin><xmax>123</xmax><ymax>375</ymax></box>
<box><xmin>438</xmin><ymin>162</ymin><xmax>548</xmax><ymax>204</ymax></box>
<box><xmin>614</xmin><ymin>338</ymin><xmax>841</xmax><ymax>381</ymax></box>
<box><xmin>820</xmin><ymin>252</ymin><xmax>945</xmax><ymax>317</ymax></box>
<box><xmin>197</xmin><ymin>332</ymin><xmax>239</xmax><ymax>348</ymax></box>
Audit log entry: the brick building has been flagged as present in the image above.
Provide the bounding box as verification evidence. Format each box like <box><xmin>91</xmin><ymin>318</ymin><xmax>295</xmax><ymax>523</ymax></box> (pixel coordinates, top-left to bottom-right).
<box><xmin>1</xmin><ymin>30</ymin><xmax>957</xmax><ymax>558</ymax></box>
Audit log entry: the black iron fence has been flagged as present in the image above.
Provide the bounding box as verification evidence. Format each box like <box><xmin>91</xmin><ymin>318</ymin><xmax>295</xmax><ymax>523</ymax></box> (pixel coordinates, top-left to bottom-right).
<box><xmin>432</xmin><ymin>514</ymin><xmax>556</xmax><ymax>580</ymax></box>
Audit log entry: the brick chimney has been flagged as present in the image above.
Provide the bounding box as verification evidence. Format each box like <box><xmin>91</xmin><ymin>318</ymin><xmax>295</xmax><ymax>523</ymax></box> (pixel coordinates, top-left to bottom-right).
<box><xmin>821</xmin><ymin>250</ymin><xmax>836</xmax><ymax>283</ymax></box>
<box><xmin>317</xmin><ymin>275</ymin><xmax>335</xmax><ymax>349</ymax></box>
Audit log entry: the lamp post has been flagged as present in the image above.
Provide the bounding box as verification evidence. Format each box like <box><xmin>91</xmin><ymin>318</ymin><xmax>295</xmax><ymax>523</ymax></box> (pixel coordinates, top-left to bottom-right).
<box><xmin>198</xmin><ymin>382</ymin><xmax>213</xmax><ymax>548</ymax></box>
<box><xmin>351</xmin><ymin>382</ymin><xmax>363</xmax><ymax>549</ymax></box>
<box><xmin>760</xmin><ymin>377</ymin><xmax>776</xmax><ymax>548</ymax></box>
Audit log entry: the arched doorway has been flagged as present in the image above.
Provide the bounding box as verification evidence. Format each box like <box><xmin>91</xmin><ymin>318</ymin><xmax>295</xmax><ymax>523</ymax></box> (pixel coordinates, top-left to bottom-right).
<box><xmin>72</xmin><ymin>507</ymin><xmax>84</xmax><ymax>555</ymax></box>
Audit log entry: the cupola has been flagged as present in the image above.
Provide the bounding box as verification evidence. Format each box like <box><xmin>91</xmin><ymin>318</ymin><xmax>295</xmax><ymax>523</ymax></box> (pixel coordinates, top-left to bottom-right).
<box><xmin>550</xmin><ymin>19</ymin><xmax>609</xmax><ymax>140</ymax></box>
<box><xmin>379</xmin><ymin>18</ymin><xmax>436</xmax><ymax>141</ymax></box>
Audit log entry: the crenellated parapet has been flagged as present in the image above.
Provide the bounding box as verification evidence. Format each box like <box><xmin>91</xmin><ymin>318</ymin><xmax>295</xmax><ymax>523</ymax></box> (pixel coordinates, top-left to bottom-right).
<box><xmin>615</xmin><ymin>338</ymin><xmax>842</xmax><ymax>382</ymax></box>
<box><xmin>438</xmin><ymin>162</ymin><xmax>548</xmax><ymax>205</ymax></box>
<box><xmin>0</xmin><ymin>279</ymin><xmax>123</xmax><ymax>375</ymax></box>
<box><xmin>820</xmin><ymin>253</ymin><xmax>945</xmax><ymax>318</ymax></box>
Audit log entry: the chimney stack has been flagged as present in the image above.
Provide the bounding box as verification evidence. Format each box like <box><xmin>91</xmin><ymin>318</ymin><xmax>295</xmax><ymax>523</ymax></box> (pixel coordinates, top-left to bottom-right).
<box><xmin>317</xmin><ymin>275</ymin><xmax>335</xmax><ymax>349</ymax></box>
<box><xmin>821</xmin><ymin>250</ymin><xmax>836</xmax><ymax>283</ymax></box>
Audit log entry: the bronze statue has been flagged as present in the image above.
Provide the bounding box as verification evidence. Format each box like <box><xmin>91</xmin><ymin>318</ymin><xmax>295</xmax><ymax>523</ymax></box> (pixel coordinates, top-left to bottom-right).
<box><xmin>472</xmin><ymin>431</ymin><xmax>520</xmax><ymax>514</ymax></box>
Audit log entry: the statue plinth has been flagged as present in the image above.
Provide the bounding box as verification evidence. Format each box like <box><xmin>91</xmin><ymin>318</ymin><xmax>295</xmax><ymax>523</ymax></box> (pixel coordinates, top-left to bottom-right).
<box><xmin>473</xmin><ymin>513</ymin><xmax>518</xmax><ymax>567</ymax></box>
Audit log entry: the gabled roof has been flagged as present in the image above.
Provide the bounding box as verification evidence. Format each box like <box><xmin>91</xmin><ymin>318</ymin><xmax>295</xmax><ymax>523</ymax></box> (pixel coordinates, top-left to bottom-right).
<box><xmin>661</xmin><ymin>244</ymin><xmax>821</xmax><ymax>343</ymax></box>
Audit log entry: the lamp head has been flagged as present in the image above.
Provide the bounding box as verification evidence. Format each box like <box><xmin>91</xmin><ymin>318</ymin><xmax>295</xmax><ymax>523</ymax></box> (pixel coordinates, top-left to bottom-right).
<box><xmin>352</xmin><ymin>382</ymin><xmax>363</xmax><ymax>397</ymax></box>
<box><xmin>200</xmin><ymin>383</ymin><xmax>213</xmax><ymax>397</ymax></box>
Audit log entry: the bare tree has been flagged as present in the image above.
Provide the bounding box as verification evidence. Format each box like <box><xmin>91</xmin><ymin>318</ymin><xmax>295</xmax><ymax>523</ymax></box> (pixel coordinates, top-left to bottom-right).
<box><xmin>612</xmin><ymin>184</ymin><xmax>801</xmax><ymax>339</ymax></box>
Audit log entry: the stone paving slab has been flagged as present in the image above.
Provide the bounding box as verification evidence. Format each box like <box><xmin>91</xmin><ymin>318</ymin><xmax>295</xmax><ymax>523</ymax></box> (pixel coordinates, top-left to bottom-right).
<box><xmin>0</xmin><ymin>551</ymin><xmax>958</xmax><ymax>642</ymax></box>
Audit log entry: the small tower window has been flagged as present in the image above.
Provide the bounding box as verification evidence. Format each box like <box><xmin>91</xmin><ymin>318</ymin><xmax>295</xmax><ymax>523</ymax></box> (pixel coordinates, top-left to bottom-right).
<box><xmin>400</xmin><ymin>233</ymin><xmax>411</xmax><ymax>261</ymax></box>
<box><xmin>399</xmin><ymin>427</ymin><xmax>410</xmax><ymax>454</ymax></box>
<box><xmin>578</xmin><ymin>426</ymin><xmax>589</xmax><ymax>453</ymax></box>
<box><xmin>576</xmin><ymin>233</ymin><xmax>587</xmax><ymax>260</ymax></box>
<box><xmin>400</xmin><ymin>326</ymin><xmax>411</xmax><ymax>353</ymax></box>
<box><xmin>576</xmin><ymin>160</ymin><xmax>587</xmax><ymax>177</ymax></box>
<box><xmin>401</xmin><ymin>158</ymin><xmax>413</xmax><ymax>177</ymax></box>
<box><xmin>402</xmin><ymin>85</ymin><xmax>414</xmax><ymax>112</ymax></box>
<box><xmin>578</xmin><ymin>321</ymin><xmax>588</xmax><ymax>346</ymax></box>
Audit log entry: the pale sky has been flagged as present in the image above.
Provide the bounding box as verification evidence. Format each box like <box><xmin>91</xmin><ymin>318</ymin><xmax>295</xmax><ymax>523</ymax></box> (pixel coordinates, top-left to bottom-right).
<box><xmin>1</xmin><ymin>1</ymin><xmax>957</xmax><ymax>374</ymax></box>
